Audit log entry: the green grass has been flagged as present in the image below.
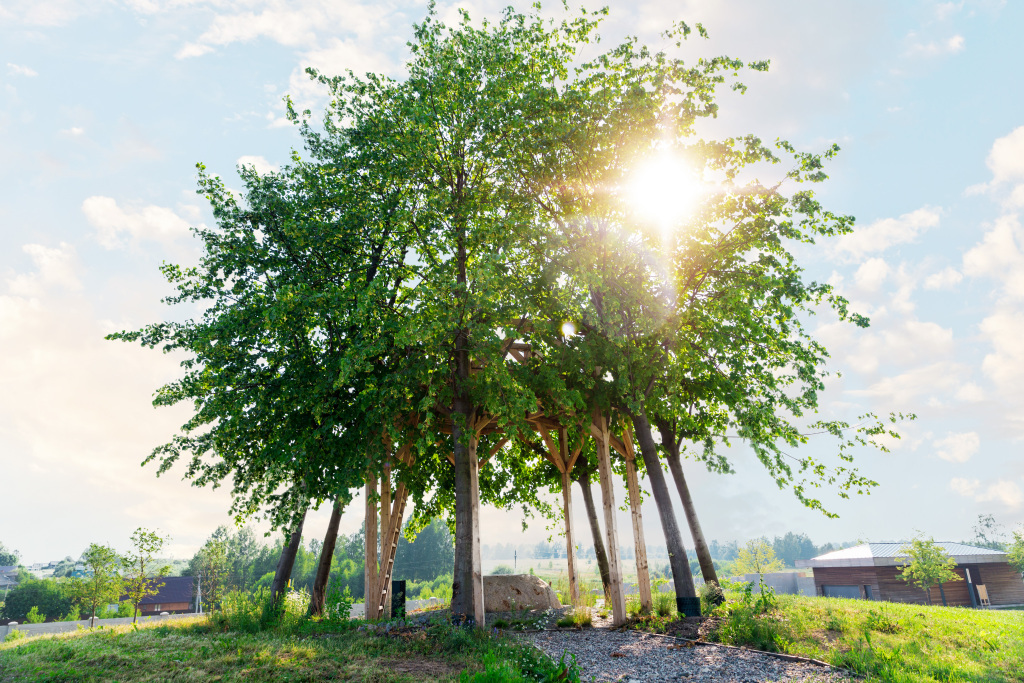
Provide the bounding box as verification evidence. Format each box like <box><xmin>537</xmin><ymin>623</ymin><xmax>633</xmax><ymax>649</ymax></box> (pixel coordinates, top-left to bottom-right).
<box><xmin>0</xmin><ymin>612</ymin><xmax>582</xmax><ymax>682</ymax></box>
<box><xmin>703</xmin><ymin>591</ymin><xmax>1024</xmax><ymax>683</ymax></box>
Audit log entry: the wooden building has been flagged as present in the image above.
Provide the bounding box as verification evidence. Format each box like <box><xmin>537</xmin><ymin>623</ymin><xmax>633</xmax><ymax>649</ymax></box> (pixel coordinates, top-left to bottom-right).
<box><xmin>797</xmin><ymin>542</ymin><xmax>1024</xmax><ymax>607</ymax></box>
<box><xmin>126</xmin><ymin>576</ymin><xmax>196</xmax><ymax>614</ymax></box>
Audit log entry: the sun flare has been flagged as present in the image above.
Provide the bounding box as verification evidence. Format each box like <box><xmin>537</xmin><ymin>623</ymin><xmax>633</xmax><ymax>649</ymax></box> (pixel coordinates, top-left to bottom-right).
<box><xmin>625</xmin><ymin>154</ymin><xmax>702</xmax><ymax>230</ymax></box>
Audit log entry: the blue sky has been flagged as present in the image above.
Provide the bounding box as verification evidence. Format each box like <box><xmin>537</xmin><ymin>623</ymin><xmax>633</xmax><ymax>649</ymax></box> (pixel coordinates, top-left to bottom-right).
<box><xmin>2</xmin><ymin>0</ymin><xmax>1023</xmax><ymax>564</ymax></box>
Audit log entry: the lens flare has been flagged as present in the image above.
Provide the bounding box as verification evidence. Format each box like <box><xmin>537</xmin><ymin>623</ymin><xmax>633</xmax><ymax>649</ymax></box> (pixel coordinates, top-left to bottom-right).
<box><xmin>560</xmin><ymin>321</ymin><xmax>577</xmax><ymax>337</ymax></box>
<box><xmin>626</xmin><ymin>153</ymin><xmax>701</xmax><ymax>231</ymax></box>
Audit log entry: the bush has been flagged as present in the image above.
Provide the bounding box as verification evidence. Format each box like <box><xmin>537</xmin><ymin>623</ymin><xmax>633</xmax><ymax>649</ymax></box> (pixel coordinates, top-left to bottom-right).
<box><xmin>700</xmin><ymin>581</ymin><xmax>725</xmax><ymax>615</ymax></box>
<box><xmin>24</xmin><ymin>607</ymin><xmax>44</xmax><ymax>624</ymax></box>
<box><xmin>0</xmin><ymin>578</ymin><xmax>72</xmax><ymax>622</ymax></box>
<box><xmin>491</xmin><ymin>565</ymin><xmax>514</xmax><ymax>575</ymax></box>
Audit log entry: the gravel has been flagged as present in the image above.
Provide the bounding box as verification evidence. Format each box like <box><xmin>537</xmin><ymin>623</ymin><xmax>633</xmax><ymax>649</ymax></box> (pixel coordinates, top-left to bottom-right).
<box><xmin>519</xmin><ymin>630</ymin><xmax>853</xmax><ymax>683</ymax></box>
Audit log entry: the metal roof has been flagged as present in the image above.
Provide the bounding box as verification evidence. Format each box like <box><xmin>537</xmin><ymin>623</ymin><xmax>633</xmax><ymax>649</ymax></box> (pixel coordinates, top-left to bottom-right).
<box><xmin>797</xmin><ymin>542</ymin><xmax>1008</xmax><ymax>568</ymax></box>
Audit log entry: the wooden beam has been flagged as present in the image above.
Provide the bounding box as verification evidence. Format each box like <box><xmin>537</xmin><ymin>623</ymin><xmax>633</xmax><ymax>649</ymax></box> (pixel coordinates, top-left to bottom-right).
<box><xmin>593</xmin><ymin>410</ymin><xmax>626</xmax><ymax>626</ymax></box>
<box><xmin>478</xmin><ymin>438</ymin><xmax>508</xmax><ymax>467</ymax></box>
<box><xmin>364</xmin><ymin>474</ymin><xmax>378</xmax><ymax>614</ymax></box>
<box><xmin>561</xmin><ymin>467</ymin><xmax>580</xmax><ymax>608</ymax></box>
<box><xmin>536</xmin><ymin>424</ymin><xmax>565</xmax><ymax>473</ymax></box>
<box><xmin>588</xmin><ymin>422</ymin><xmax>628</xmax><ymax>459</ymax></box>
<box><xmin>622</xmin><ymin>429</ymin><xmax>652</xmax><ymax>613</ymax></box>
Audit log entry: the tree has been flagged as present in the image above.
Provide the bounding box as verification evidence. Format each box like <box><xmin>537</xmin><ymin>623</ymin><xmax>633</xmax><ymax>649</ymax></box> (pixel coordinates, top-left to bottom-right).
<box><xmin>972</xmin><ymin>514</ymin><xmax>1006</xmax><ymax>550</ymax></box>
<box><xmin>310</xmin><ymin>498</ymin><xmax>345</xmax><ymax>617</ymax></box>
<box><xmin>1008</xmin><ymin>527</ymin><xmax>1024</xmax><ymax>577</ymax></box>
<box><xmin>897</xmin><ymin>536</ymin><xmax>961</xmax><ymax>605</ymax></box>
<box><xmin>192</xmin><ymin>539</ymin><xmax>228</xmax><ymax>613</ymax></box>
<box><xmin>772</xmin><ymin>532</ymin><xmax>818</xmax><ymax>567</ymax></box>
<box><xmin>734</xmin><ymin>539</ymin><xmax>785</xmax><ymax>577</ymax></box>
<box><xmin>68</xmin><ymin>544</ymin><xmax>122</xmax><ymax>627</ymax></box>
<box><xmin>0</xmin><ymin>577</ymin><xmax>72</xmax><ymax>622</ymax></box>
<box><xmin>0</xmin><ymin>542</ymin><xmax>19</xmax><ymax>567</ymax></box>
<box><xmin>122</xmin><ymin>528</ymin><xmax>170</xmax><ymax>624</ymax></box>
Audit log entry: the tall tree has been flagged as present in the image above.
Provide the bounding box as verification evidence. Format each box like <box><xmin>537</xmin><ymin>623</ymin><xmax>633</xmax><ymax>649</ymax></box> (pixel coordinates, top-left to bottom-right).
<box><xmin>122</xmin><ymin>528</ymin><xmax>170</xmax><ymax>624</ymax></box>
<box><xmin>310</xmin><ymin>498</ymin><xmax>346</xmax><ymax>616</ymax></box>
<box><xmin>898</xmin><ymin>536</ymin><xmax>961</xmax><ymax>605</ymax></box>
<box><xmin>68</xmin><ymin>544</ymin><xmax>122</xmax><ymax>627</ymax></box>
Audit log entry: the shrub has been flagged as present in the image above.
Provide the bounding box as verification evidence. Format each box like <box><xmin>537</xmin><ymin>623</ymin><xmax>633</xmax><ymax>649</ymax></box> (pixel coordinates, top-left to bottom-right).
<box><xmin>0</xmin><ymin>578</ymin><xmax>72</xmax><ymax>622</ymax></box>
<box><xmin>24</xmin><ymin>607</ymin><xmax>45</xmax><ymax>624</ymax></box>
<box><xmin>654</xmin><ymin>591</ymin><xmax>675</xmax><ymax>617</ymax></box>
<box><xmin>699</xmin><ymin>581</ymin><xmax>725</xmax><ymax>615</ymax></box>
<box><xmin>491</xmin><ymin>565</ymin><xmax>514</xmax><ymax>575</ymax></box>
<box><xmin>4</xmin><ymin>628</ymin><xmax>26</xmax><ymax>642</ymax></box>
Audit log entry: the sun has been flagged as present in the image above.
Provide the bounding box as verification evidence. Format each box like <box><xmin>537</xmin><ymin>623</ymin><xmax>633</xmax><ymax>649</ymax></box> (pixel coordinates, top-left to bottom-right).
<box><xmin>625</xmin><ymin>153</ymin><xmax>702</xmax><ymax>231</ymax></box>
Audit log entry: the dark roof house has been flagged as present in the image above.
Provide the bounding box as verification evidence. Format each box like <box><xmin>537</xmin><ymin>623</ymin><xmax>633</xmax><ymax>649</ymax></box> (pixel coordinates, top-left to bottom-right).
<box><xmin>122</xmin><ymin>576</ymin><xmax>195</xmax><ymax>614</ymax></box>
<box><xmin>796</xmin><ymin>542</ymin><xmax>1024</xmax><ymax>607</ymax></box>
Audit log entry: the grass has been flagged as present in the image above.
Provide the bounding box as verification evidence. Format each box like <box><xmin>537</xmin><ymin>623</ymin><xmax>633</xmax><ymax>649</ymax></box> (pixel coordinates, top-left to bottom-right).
<box><xmin>702</xmin><ymin>590</ymin><xmax>1024</xmax><ymax>683</ymax></box>
<box><xmin>0</xmin><ymin>598</ymin><xmax>583</xmax><ymax>682</ymax></box>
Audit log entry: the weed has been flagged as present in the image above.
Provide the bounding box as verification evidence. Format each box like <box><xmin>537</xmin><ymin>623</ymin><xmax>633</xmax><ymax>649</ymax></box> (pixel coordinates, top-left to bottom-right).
<box><xmin>699</xmin><ymin>581</ymin><xmax>725</xmax><ymax>616</ymax></box>
<box><xmin>654</xmin><ymin>591</ymin><xmax>675</xmax><ymax>617</ymax></box>
<box><xmin>864</xmin><ymin>607</ymin><xmax>901</xmax><ymax>634</ymax></box>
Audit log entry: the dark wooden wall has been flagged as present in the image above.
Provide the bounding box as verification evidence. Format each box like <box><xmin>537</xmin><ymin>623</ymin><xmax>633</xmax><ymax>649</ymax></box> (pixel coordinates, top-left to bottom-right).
<box><xmin>813</xmin><ymin>562</ymin><xmax>1024</xmax><ymax>607</ymax></box>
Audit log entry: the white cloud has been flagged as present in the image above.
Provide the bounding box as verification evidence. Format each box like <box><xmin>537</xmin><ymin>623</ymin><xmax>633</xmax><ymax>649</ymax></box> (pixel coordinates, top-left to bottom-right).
<box><xmin>237</xmin><ymin>155</ymin><xmax>277</xmax><ymax>175</ymax></box>
<box><xmin>835</xmin><ymin>207</ymin><xmax>941</xmax><ymax>259</ymax></box>
<box><xmin>82</xmin><ymin>196</ymin><xmax>194</xmax><ymax>249</ymax></box>
<box><xmin>986</xmin><ymin>126</ymin><xmax>1024</xmax><ymax>185</ymax></box>
<box><xmin>955</xmin><ymin>382</ymin><xmax>985</xmax><ymax>402</ymax></box>
<box><xmin>854</xmin><ymin>257</ymin><xmax>890</xmax><ymax>291</ymax></box>
<box><xmin>950</xmin><ymin>477</ymin><xmax>979</xmax><ymax>497</ymax></box>
<box><xmin>5</xmin><ymin>243</ymin><xmax>81</xmax><ymax>297</ymax></box>
<box><xmin>949</xmin><ymin>477</ymin><xmax>1023</xmax><ymax>508</ymax></box>
<box><xmin>978</xmin><ymin>481</ymin><xmax>1024</xmax><ymax>508</ymax></box>
<box><xmin>933</xmin><ymin>431</ymin><xmax>979</xmax><ymax>463</ymax></box>
<box><xmin>963</xmin><ymin>214</ymin><xmax>1024</xmax><ymax>298</ymax></box>
<box><xmin>852</xmin><ymin>361</ymin><xmax>963</xmax><ymax>405</ymax></box>
<box><xmin>979</xmin><ymin>310</ymin><xmax>1024</xmax><ymax>391</ymax></box>
<box><xmin>906</xmin><ymin>32</ymin><xmax>966</xmax><ymax>56</ymax></box>
<box><xmin>6</xmin><ymin>62</ymin><xmax>38</xmax><ymax>77</ymax></box>
<box><xmin>923</xmin><ymin>266</ymin><xmax>963</xmax><ymax>290</ymax></box>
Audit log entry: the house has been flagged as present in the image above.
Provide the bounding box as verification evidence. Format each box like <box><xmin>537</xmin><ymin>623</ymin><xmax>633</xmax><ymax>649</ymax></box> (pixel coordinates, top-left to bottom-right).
<box><xmin>122</xmin><ymin>576</ymin><xmax>195</xmax><ymax>614</ymax></box>
<box><xmin>797</xmin><ymin>542</ymin><xmax>1024</xmax><ymax>607</ymax></box>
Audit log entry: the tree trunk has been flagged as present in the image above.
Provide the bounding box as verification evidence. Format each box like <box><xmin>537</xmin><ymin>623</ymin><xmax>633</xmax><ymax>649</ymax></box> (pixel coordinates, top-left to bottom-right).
<box><xmin>310</xmin><ymin>498</ymin><xmax>345</xmax><ymax>617</ymax></box>
<box><xmin>578</xmin><ymin>469</ymin><xmax>612</xmax><ymax>598</ymax></box>
<box><xmin>271</xmin><ymin>507</ymin><xmax>307</xmax><ymax>600</ymax></box>
<box><xmin>663</xmin><ymin>448</ymin><xmax>719</xmax><ymax>585</ymax></box>
<box><xmin>630</xmin><ymin>411</ymin><xmax>698</xmax><ymax>613</ymax></box>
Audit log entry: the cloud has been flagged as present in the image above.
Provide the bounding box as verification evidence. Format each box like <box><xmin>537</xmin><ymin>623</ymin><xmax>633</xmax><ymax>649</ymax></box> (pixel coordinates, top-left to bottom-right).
<box><xmin>852</xmin><ymin>361</ymin><xmax>963</xmax><ymax>405</ymax></box>
<box><xmin>854</xmin><ymin>257</ymin><xmax>890</xmax><ymax>291</ymax></box>
<box><xmin>970</xmin><ymin>126</ymin><xmax>1024</xmax><ymax>206</ymax></box>
<box><xmin>237</xmin><ymin>155</ymin><xmax>277</xmax><ymax>175</ymax></box>
<box><xmin>5</xmin><ymin>243</ymin><xmax>81</xmax><ymax>297</ymax></box>
<box><xmin>82</xmin><ymin>196</ymin><xmax>194</xmax><ymax>249</ymax></box>
<box><xmin>906</xmin><ymin>32</ymin><xmax>966</xmax><ymax>56</ymax></box>
<box><xmin>835</xmin><ymin>207</ymin><xmax>941</xmax><ymax>259</ymax></box>
<box><xmin>949</xmin><ymin>477</ymin><xmax>1023</xmax><ymax>508</ymax></box>
<box><xmin>932</xmin><ymin>431</ymin><xmax>979</xmax><ymax>463</ymax></box>
<box><xmin>963</xmin><ymin>214</ymin><xmax>1024</xmax><ymax>298</ymax></box>
<box><xmin>979</xmin><ymin>309</ymin><xmax>1024</xmax><ymax>391</ymax></box>
<box><xmin>923</xmin><ymin>266</ymin><xmax>963</xmax><ymax>290</ymax></box>
<box><xmin>6</xmin><ymin>62</ymin><xmax>38</xmax><ymax>77</ymax></box>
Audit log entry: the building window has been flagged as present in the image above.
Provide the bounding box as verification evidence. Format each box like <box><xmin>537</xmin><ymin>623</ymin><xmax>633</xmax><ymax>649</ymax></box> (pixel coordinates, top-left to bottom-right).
<box><xmin>864</xmin><ymin>585</ymin><xmax>873</xmax><ymax>600</ymax></box>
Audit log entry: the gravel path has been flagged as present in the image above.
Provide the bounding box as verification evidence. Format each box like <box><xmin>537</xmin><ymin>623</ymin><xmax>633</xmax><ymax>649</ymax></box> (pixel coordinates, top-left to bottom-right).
<box><xmin>520</xmin><ymin>630</ymin><xmax>853</xmax><ymax>683</ymax></box>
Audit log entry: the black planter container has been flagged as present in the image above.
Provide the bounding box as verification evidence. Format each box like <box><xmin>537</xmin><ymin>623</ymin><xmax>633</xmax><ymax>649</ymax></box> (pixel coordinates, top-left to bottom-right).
<box><xmin>676</xmin><ymin>596</ymin><xmax>701</xmax><ymax>618</ymax></box>
<box><xmin>391</xmin><ymin>580</ymin><xmax>406</xmax><ymax>619</ymax></box>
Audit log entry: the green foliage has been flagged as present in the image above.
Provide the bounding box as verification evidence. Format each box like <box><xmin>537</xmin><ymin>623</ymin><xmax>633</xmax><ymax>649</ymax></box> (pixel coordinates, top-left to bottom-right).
<box><xmin>121</xmin><ymin>528</ymin><xmax>171</xmax><ymax>624</ymax></box>
<box><xmin>897</xmin><ymin>536</ymin><xmax>961</xmax><ymax>605</ymax></box>
<box><xmin>68</xmin><ymin>543</ymin><xmax>122</xmax><ymax>625</ymax></box>
<box><xmin>699</xmin><ymin>581</ymin><xmax>725</xmax><ymax>615</ymax></box>
<box><xmin>490</xmin><ymin>565</ymin><xmax>514</xmax><ymax>576</ymax></box>
<box><xmin>734</xmin><ymin>539</ymin><xmax>785</xmax><ymax>577</ymax></box>
<box><xmin>1007</xmin><ymin>527</ymin><xmax>1024</xmax><ymax>576</ymax></box>
<box><xmin>24</xmin><ymin>607</ymin><xmax>45</xmax><ymax>624</ymax></box>
<box><xmin>654</xmin><ymin>591</ymin><xmax>675</xmax><ymax>617</ymax></box>
<box><xmin>0</xmin><ymin>542</ymin><xmax>19</xmax><ymax>567</ymax></box>
<box><xmin>2</xmin><ymin>628</ymin><xmax>26</xmax><ymax>642</ymax></box>
<box><xmin>0</xmin><ymin>577</ymin><xmax>72</xmax><ymax>622</ymax></box>
<box><xmin>192</xmin><ymin>538</ymin><xmax>228</xmax><ymax>612</ymax></box>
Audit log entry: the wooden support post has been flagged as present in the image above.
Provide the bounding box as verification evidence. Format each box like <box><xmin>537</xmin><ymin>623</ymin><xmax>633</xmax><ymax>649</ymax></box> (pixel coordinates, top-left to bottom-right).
<box><xmin>593</xmin><ymin>410</ymin><xmax>626</xmax><ymax>626</ymax></box>
<box><xmin>364</xmin><ymin>474</ymin><xmax>378</xmax><ymax>615</ymax></box>
<box><xmin>559</xmin><ymin>427</ymin><xmax>580</xmax><ymax>608</ymax></box>
<box><xmin>379</xmin><ymin>464</ymin><xmax>392</xmax><ymax>619</ymax></box>
<box><xmin>622</xmin><ymin>430</ymin><xmax>652</xmax><ymax>613</ymax></box>
<box><xmin>467</xmin><ymin>434</ymin><xmax>484</xmax><ymax>625</ymax></box>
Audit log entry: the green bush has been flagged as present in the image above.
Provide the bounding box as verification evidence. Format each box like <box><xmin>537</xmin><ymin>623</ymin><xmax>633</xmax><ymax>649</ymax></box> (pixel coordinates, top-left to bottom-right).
<box><xmin>699</xmin><ymin>581</ymin><xmax>725</xmax><ymax>615</ymax></box>
<box><xmin>490</xmin><ymin>565</ymin><xmax>514</xmax><ymax>575</ymax></box>
<box><xmin>0</xmin><ymin>577</ymin><xmax>72</xmax><ymax>622</ymax></box>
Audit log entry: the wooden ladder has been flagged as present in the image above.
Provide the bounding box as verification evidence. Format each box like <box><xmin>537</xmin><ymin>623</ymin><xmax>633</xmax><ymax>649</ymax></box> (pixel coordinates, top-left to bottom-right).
<box><xmin>373</xmin><ymin>482</ymin><xmax>409</xmax><ymax>619</ymax></box>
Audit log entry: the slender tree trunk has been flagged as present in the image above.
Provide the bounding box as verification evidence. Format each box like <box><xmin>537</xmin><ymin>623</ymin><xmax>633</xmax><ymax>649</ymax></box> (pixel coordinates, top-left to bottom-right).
<box><xmin>663</xmin><ymin>448</ymin><xmax>719</xmax><ymax>585</ymax></box>
<box><xmin>310</xmin><ymin>498</ymin><xmax>345</xmax><ymax>617</ymax></box>
<box><xmin>271</xmin><ymin>507</ymin><xmax>307</xmax><ymax>600</ymax></box>
<box><xmin>578</xmin><ymin>469</ymin><xmax>612</xmax><ymax>598</ymax></box>
<box><xmin>450</xmin><ymin>201</ymin><xmax>484</xmax><ymax>627</ymax></box>
<box><xmin>630</xmin><ymin>411</ymin><xmax>698</xmax><ymax>613</ymax></box>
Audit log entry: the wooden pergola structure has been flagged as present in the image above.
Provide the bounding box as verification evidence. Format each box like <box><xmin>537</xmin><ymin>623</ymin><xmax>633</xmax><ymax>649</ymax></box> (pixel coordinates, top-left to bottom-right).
<box><xmin>361</xmin><ymin>340</ymin><xmax>656</xmax><ymax>626</ymax></box>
